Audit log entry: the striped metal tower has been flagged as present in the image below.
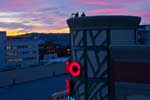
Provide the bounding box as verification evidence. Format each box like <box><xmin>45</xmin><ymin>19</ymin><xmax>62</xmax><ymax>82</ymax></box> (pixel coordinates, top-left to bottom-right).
<box><xmin>67</xmin><ymin>15</ymin><xmax>141</xmax><ymax>100</ymax></box>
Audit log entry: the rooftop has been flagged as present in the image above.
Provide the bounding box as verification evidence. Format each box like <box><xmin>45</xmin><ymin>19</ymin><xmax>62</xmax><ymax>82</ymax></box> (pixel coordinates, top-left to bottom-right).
<box><xmin>0</xmin><ymin>75</ymin><xmax>68</xmax><ymax>100</ymax></box>
<box><xmin>67</xmin><ymin>15</ymin><xmax>141</xmax><ymax>29</ymax></box>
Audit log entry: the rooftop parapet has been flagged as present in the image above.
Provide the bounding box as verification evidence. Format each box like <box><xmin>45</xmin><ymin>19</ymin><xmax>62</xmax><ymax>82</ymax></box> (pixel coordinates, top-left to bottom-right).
<box><xmin>67</xmin><ymin>15</ymin><xmax>141</xmax><ymax>29</ymax></box>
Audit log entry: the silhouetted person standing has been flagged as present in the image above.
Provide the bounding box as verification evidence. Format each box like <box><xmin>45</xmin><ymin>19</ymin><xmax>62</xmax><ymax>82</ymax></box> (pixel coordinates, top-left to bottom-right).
<box><xmin>81</xmin><ymin>12</ymin><xmax>86</xmax><ymax>17</ymax></box>
<box><xmin>75</xmin><ymin>12</ymin><xmax>79</xmax><ymax>18</ymax></box>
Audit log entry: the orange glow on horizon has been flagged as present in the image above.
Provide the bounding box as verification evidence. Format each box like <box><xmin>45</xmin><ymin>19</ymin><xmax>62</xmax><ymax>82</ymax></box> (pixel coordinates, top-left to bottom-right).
<box><xmin>48</xmin><ymin>28</ymin><xmax>69</xmax><ymax>33</ymax></box>
<box><xmin>4</xmin><ymin>28</ymin><xmax>70</xmax><ymax>36</ymax></box>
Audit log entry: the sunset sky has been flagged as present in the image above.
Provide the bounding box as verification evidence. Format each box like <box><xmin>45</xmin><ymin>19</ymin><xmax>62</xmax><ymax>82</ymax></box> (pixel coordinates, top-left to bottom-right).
<box><xmin>0</xmin><ymin>0</ymin><xmax>149</xmax><ymax>36</ymax></box>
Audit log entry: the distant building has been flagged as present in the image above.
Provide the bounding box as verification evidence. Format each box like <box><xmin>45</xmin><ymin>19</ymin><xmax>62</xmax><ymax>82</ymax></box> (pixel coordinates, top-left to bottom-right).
<box><xmin>18</xmin><ymin>33</ymin><xmax>71</xmax><ymax>60</ymax></box>
<box><xmin>0</xmin><ymin>32</ymin><xmax>40</xmax><ymax>68</ymax></box>
<box><xmin>55</xmin><ymin>45</ymin><xmax>70</xmax><ymax>57</ymax></box>
<box><xmin>0</xmin><ymin>31</ymin><xmax>7</xmax><ymax>67</ymax></box>
<box><xmin>18</xmin><ymin>33</ymin><xmax>70</xmax><ymax>47</ymax></box>
<box><xmin>39</xmin><ymin>43</ymin><xmax>57</xmax><ymax>60</ymax></box>
<box><xmin>39</xmin><ymin>41</ymin><xmax>70</xmax><ymax>61</ymax></box>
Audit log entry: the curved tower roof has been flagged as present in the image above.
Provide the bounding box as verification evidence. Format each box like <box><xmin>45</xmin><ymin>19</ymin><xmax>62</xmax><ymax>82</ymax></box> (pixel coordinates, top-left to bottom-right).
<box><xmin>67</xmin><ymin>15</ymin><xmax>141</xmax><ymax>29</ymax></box>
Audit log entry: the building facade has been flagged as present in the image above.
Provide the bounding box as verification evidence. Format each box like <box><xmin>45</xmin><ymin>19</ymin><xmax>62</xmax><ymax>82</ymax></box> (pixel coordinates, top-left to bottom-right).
<box><xmin>39</xmin><ymin>42</ymin><xmax>70</xmax><ymax>61</ymax></box>
<box><xmin>110</xmin><ymin>46</ymin><xmax>150</xmax><ymax>100</ymax></box>
<box><xmin>67</xmin><ymin>15</ymin><xmax>144</xmax><ymax>100</ymax></box>
<box><xmin>0</xmin><ymin>31</ymin><xmax>7</xmax><ymax>67</ymax></box>
<box><xmin>0</xmin><ymin>32</ymin><xmax>39</xmax><ymax>68</ymax></box>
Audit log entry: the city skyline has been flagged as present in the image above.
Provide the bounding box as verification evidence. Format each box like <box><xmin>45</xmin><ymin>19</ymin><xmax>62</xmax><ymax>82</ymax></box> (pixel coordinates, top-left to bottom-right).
<box><xmin>0</xmin><ymin>0</ymin><xmax>149</xmax><ymax>36</ymax></box>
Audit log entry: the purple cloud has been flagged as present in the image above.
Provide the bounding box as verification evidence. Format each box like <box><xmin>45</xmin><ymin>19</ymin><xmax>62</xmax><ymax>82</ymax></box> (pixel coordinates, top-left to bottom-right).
<box><xmin>88</xmin><ymin>8</ymin><xmax>129</xmax><ymax>15</ymax></box>
<box><xmin>0</xmin><ymin>0</ymin><xmax>149</xmax><ymax>35</ymax></box>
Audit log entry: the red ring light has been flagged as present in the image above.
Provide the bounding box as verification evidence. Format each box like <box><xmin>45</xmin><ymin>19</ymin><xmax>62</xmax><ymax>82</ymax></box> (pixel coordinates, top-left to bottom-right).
<box><xmin>69</xmin><ymin>61</ymin><xmax>81</xmax><ymax>77</ymax></box>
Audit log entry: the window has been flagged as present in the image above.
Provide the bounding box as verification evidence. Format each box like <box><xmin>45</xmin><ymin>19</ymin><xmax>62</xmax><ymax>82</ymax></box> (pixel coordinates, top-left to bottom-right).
<box><xmin>24</xmin><ymin>57</ymin><xmax>36</xmax><ymax>60</ymax></box>
<box><xmin>12</xmin><ymin>46</ymin><xmax>17</xmax><ymax>49</ymax></box>
<box><xmin>28</xmin><ymin>45</ymin><xmax>36</xmax><ymax>48</ymax></box>
<box><xmin>6</xmin><ymin>51</ymin><xmax>36</xmax><ymax>56</ymax></box>
<box><xmin>7</xmin><ymin>58</ymin><xmax>23</xmax><ymax>62</ymax></box>
<box><xmin>6</xmin><ymin>46</ymin><xmax>11</xmax><ymax>50</ymax></box>
<box><xmin>6</xmin><ymin>52</ymin><xmax>17</xmax><ymax>56</ymax></box>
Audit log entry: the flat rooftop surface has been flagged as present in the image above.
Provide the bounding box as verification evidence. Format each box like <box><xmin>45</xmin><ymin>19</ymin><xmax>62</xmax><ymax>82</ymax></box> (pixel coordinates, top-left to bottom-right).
<box><xmin>0</xmin><ymin>75</ymin><xmax>69</xmax><ymax>100</ymax></box>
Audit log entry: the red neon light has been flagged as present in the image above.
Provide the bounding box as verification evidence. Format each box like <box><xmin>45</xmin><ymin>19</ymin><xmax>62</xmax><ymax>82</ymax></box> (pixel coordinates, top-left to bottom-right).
<box><xmin>66</xmin><ymin>79</ymin><xmax>71</xmax><ymax>94</ymax></box>
<box><xmin>69</xmin><ymin>61</ymin><xmax>81</xmax><ymax>77</ymax></box>
<box><xmin>65</xmin><ymin>61</ymin><xmax>70</xmax><ymax>73</ymax></box>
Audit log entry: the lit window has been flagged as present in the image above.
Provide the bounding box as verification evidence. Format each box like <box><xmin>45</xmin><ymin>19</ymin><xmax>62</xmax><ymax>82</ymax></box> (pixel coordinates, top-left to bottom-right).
<box><xmin>48</xmin><ymin>50</ymin><xmax>55</xmax><ymax>53</ymax></box>
<box><xmin>12</xmin><ymin>46</ymin><xmax>17</xmax><ymax>49</ymax></box>
<box><xmin>6</xmin><ymin>46</ymin><xmax>11</xmax><ymax>50</ymax></box>
<box><xmin>6</xmin><ymin>52</ymin><xmax>15</xmax><ymax>56</ymax></box>
<box><xmin>67</xmin><ymin>49</ymin><xmax>71</xmax><ymax>52</ymax></box>
<box><xmin>6</xmin><ymin>52</ymin><xmax>22</xmax><ymax>56</ymax></box>
<box><xmin>7</xmin><ymin>58</ymin><xmax>23</xmax><ymax>62</ymax></box>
